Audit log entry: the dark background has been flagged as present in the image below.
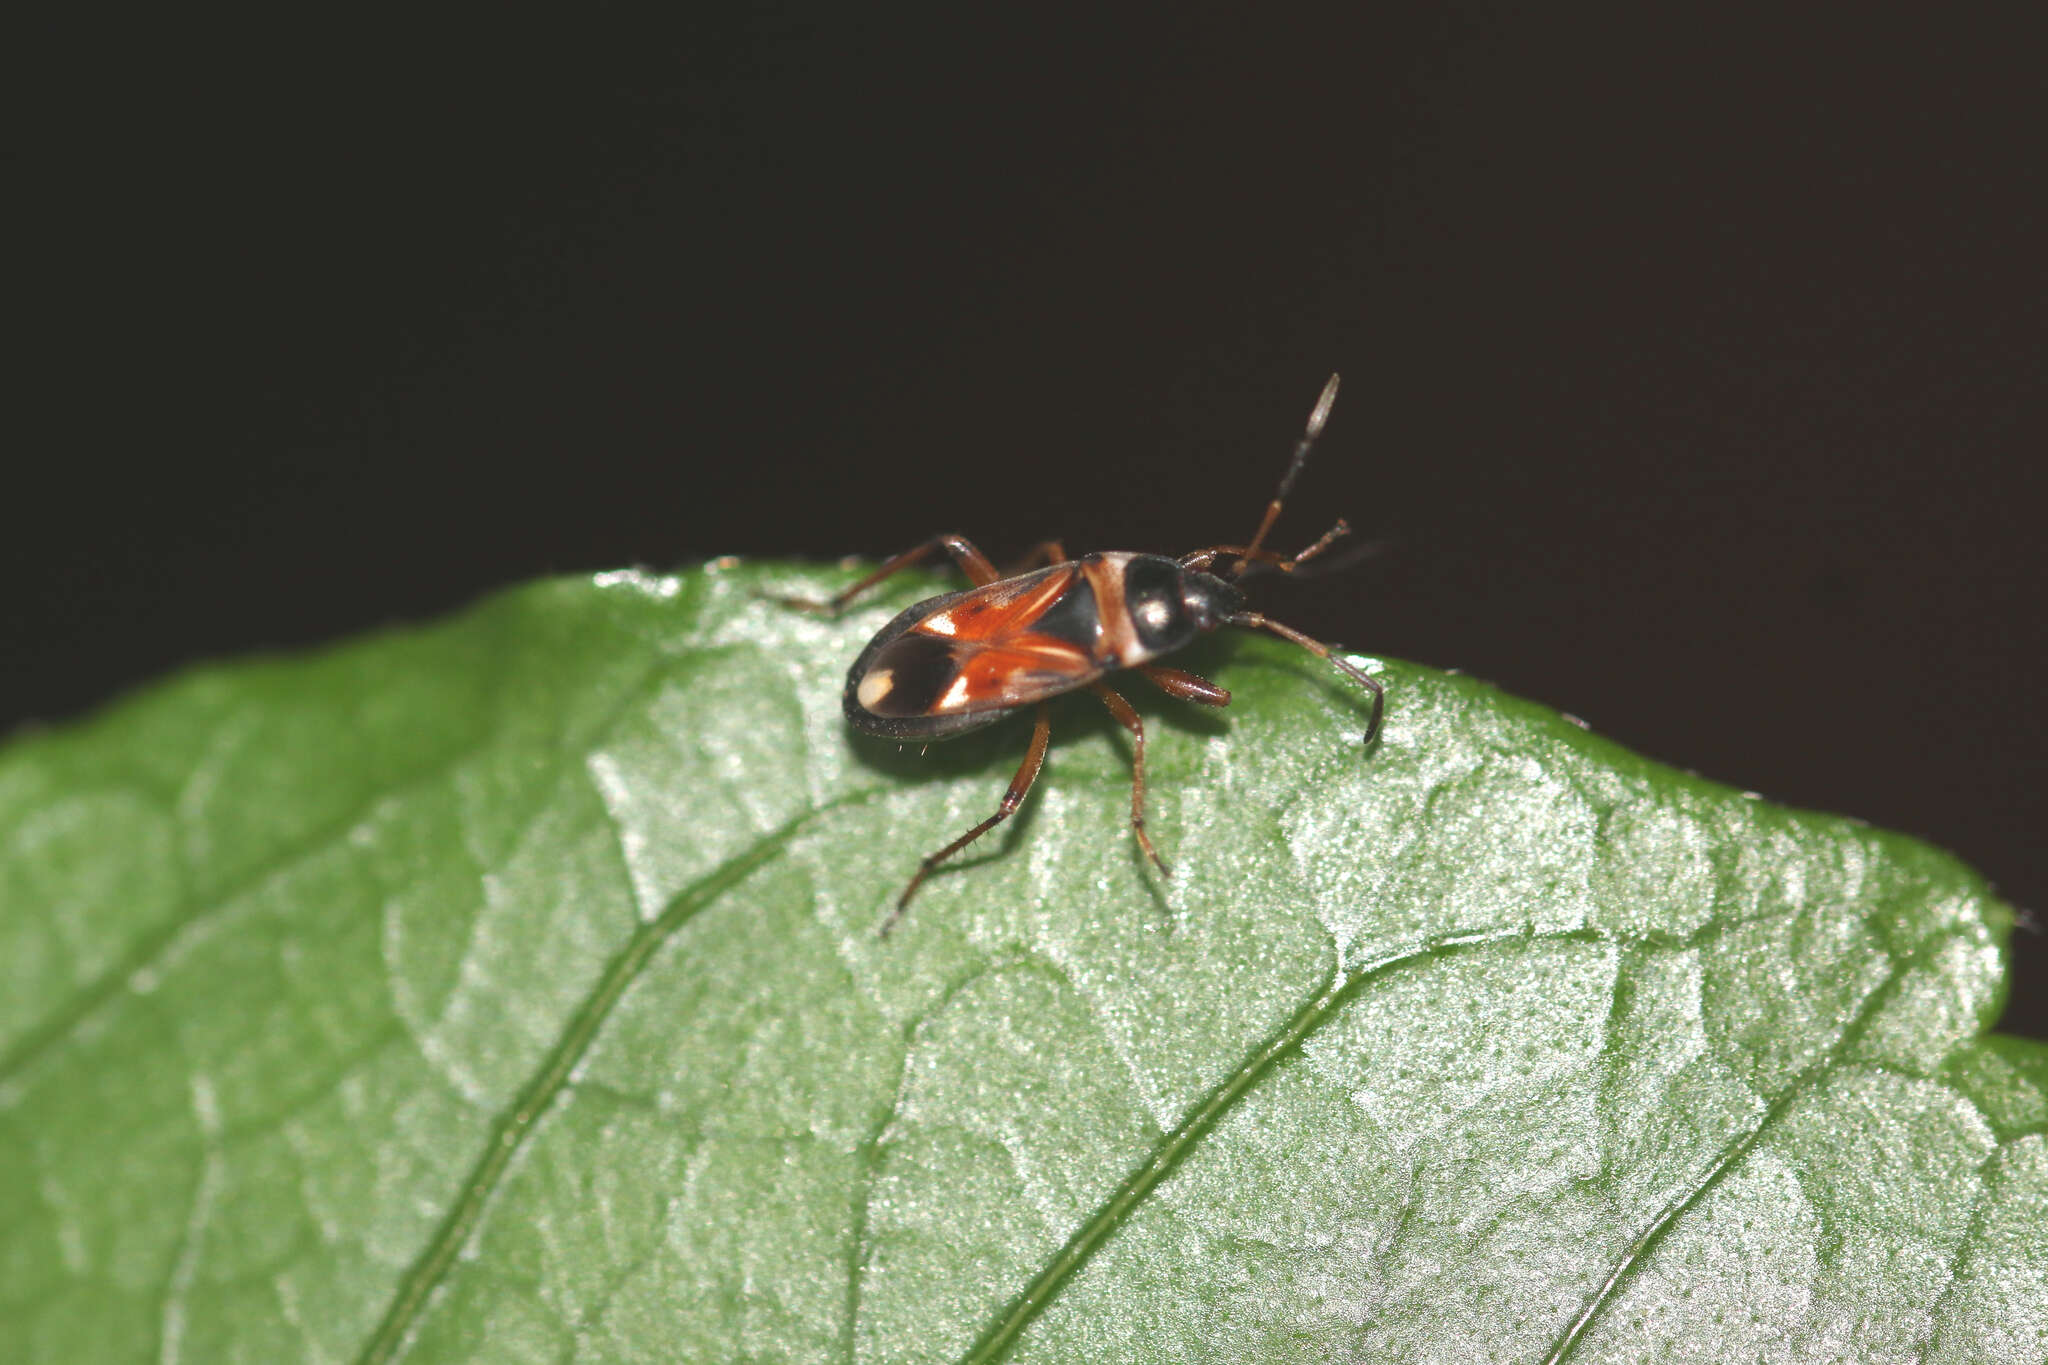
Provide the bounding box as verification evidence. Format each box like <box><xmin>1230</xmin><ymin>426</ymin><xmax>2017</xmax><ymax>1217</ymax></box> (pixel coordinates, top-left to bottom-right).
<box><xmin>13</xmin><ymin>9</ymin><xmax>2044</xmax><ymax>1036</ymax></box>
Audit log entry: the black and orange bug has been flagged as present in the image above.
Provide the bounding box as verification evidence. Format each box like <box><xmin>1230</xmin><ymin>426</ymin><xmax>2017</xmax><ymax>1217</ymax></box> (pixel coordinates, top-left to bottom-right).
<box><xmin>782</xmin><ymin>374</ymin><xmax>1383</xmax><ymax>933</ymax></box>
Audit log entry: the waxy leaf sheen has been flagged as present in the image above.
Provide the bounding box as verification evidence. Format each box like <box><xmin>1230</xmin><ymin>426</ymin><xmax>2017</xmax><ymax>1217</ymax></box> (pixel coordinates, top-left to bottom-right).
<box><xmin>1</xmin><ymin>562</ymin><xmax>2042</xmax><ymax>1363</ymax></box>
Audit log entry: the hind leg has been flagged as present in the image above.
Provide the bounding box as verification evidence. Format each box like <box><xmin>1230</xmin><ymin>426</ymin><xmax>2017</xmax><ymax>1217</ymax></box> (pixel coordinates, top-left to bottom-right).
<box><xmin>881</xmin><ymin>703</ymin><xmax>1052</xmax><ymax>935</ymax></box>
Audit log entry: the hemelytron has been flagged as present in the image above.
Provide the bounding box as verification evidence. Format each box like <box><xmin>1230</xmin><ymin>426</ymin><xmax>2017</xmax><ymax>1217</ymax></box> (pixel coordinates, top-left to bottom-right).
<box><xmin>780</xmin><ymin>374</ymin><xmax>1384</xmax><ymax>934</ymax></box>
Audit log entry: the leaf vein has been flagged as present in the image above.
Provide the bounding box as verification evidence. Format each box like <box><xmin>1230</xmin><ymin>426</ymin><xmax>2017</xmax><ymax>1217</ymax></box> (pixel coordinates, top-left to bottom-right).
<box><xmin>355</xmin><ymin>790</ymin><xmax>874</xmax><ymax>1365</ymax></box>
<box><xmin>1914</xmin><ymin>1137</ymin><xmax>2020</xmax><ymax>1365</ymax></box>
<box><xmin>0</xmin><ymin>734</ymin><xmax>494</xmax><ymax>1090</ymax></box>
<box><xmin>0</xmin><ymin>632</ymin><xmax>702</xmax><ymax>1091</ymax></box>
<box><xmin>842</xmin><ymin>956</ymin><xmax>1045</xmax><ymax>1364</ymax></box>
<box><xmin>955</xmin><ymin>922</ymin><xmax>1585</xmax><ymax>1365</ymax></box>
<box><xmin>1543</xmin><ymin>933</ymin><xmax>1947</xmax><ymax>1365</ymax></box>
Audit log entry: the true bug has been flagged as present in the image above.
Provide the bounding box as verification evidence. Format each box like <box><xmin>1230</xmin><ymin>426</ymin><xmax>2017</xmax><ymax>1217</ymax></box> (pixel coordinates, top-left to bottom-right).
<box><xmin>782</xmin><ymin>374</ymin><xmax>1383</xmax><ymax>933</ymax></box>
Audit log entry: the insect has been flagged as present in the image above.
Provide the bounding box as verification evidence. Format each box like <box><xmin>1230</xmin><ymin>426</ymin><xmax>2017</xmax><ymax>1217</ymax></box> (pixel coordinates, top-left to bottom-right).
<box><xmin>782</xmin><ymin>374</ymin><xmax>1383</xmax><ymax>933</ymax></box>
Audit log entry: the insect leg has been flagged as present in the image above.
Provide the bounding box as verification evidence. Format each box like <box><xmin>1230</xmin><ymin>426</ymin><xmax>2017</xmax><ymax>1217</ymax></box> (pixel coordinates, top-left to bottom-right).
<box><xmin>1138</xmin><ymin>664</ymin><xmax>1231</xmax><ymax>707</ymax></box>
<box><xmin>1089</xmin><ymin>682</ymin><xmax>1169</xmax><ymax>877</ymax></box>
<box><xmin>882</xmin><ymin>703</ymin><xmax>1052</xmax><ymax>935</ymax></box>
<box><xmin>775</xmin><ymin>533</ymin><xmax>1000</xmax><ymax>616</ymax></box>
<box><xmin>1005</xmin><ymin>539</ymin><xmax>1070</xmax><ymax>574</ymax></box>
<box><xmin>1226</xmin><ymin>612</ymin><xmax>1386</xmax><ymax>748</ymax></box>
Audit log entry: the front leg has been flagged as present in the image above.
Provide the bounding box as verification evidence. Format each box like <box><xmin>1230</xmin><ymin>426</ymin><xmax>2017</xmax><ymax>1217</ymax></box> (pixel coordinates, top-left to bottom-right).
<box><xmin>774</xmin><ymin>533</ymin><xmax>999</xmax><ymax>616</ymax></box>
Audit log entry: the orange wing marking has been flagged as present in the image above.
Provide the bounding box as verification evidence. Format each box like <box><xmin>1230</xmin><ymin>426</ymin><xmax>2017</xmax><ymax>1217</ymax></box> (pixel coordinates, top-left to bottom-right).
<box><xmin>915</xmin><ymin>567</ymin><xmax>1100</xmax><ymax>713</ymax></box>
<box><xmin>918</xmin><ymin>567</ymin><xmax>1075</xmax><ymax>644</ymax></box>
<box><xmin>935</xmin><ymin>639</ymin><xmax>1096</xmax><ymax>711</ymax></box>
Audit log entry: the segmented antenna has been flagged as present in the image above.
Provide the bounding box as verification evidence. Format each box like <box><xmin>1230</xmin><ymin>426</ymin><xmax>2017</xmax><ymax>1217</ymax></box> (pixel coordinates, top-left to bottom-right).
<box><xmin>1232</xmin><ymin>372</ymin><xmax>1340</xmax><ymax>577</ymax></box>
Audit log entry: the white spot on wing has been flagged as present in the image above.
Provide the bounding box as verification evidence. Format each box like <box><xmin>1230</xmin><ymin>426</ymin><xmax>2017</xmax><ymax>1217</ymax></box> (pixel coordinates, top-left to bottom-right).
<box><xmin>923</xmin><ymin>611</ymin><xmax>958</xmax><ymax>636</ymax></box>
<box><xmin>857</xmin><ymin>668</ymin><xmax>895</xmax><ymax>710</ymax></box>
<box><xmin>939</xmin><ymin>674</ymin><xmax>974</xmax><ymax>711</ymax></box>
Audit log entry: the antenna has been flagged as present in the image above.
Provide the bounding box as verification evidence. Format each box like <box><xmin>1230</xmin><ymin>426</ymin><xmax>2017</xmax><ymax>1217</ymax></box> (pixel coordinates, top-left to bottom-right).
<box><xmin>1232</xmin><ymin>372</ymin><xmax>1340</xmax><ymax>577</ymax></box>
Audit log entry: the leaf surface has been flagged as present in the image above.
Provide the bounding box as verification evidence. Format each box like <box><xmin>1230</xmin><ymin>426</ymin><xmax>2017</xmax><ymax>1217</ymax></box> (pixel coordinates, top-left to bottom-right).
<box><xmin>1</xmin><ymin>562</ymin><xmax>2042</xmax><ymax>1363</ymax></box>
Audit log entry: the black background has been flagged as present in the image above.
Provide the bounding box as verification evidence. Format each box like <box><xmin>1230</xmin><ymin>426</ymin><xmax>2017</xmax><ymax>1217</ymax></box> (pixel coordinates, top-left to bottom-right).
<box><xmin>14</xmin><ymin>9</ymin><xmax>2044</xmax><ymax>1036</ymax></box>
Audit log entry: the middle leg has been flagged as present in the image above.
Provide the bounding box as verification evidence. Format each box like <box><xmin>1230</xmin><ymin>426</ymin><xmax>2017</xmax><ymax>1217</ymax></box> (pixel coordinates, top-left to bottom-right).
<box><xmin>1089</xmin><ymin>681</ymin><xmax>1169</xmax><ymax>876</ymax></box>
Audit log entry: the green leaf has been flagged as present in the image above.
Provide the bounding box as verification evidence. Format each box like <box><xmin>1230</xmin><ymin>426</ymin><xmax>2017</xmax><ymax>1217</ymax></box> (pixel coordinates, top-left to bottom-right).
<box><xmin>2</xmin><ymin>561</ymin><xmax>2043</xmax><ymax>1364</ymax></box>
